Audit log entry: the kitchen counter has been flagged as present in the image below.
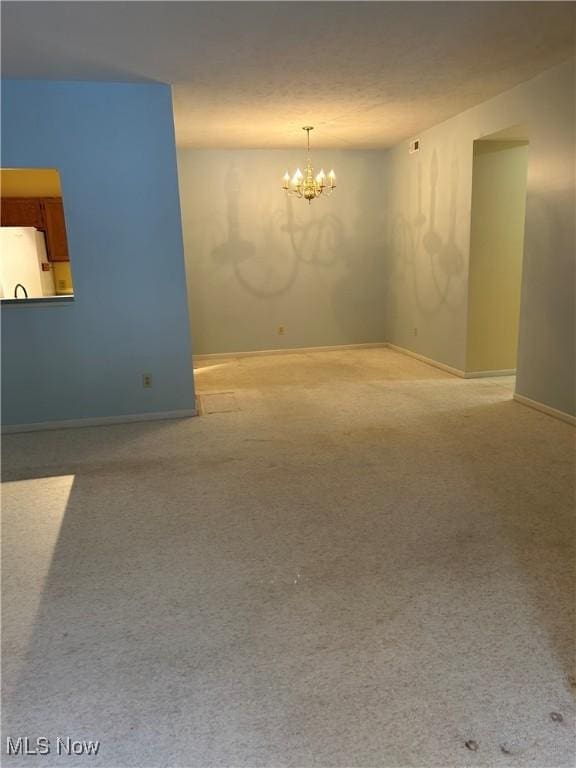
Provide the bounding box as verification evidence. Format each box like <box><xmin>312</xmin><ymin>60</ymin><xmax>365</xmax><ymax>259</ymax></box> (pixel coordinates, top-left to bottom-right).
<box><xmin>1</xmin><ymin>295</ymin><xmax>74</xmax><ymax>306</ymax></box>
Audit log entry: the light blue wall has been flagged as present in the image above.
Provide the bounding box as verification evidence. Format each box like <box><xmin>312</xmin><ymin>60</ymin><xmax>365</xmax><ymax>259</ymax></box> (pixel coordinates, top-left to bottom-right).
<box><xmin>1</xmin><ymin>80</ymin><xmax>195</xmax><ymax>425</ymax></box>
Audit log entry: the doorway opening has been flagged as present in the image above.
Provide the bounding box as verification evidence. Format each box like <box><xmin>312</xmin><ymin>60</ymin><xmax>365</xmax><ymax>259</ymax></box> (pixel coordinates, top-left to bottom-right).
<box><xmin>466</xmin><ymin>129</ymin><xmax>529</xmax><ymax>392</ymax></box>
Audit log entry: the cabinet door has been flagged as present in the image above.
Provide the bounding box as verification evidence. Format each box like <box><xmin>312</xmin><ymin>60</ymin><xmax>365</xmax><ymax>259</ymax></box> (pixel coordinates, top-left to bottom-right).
<box><xmin>1</xmin><ymin>197</ymin><xmax>45</xmax><ymax>228</ymax></box>
<box><xmin>42</xmin><ymin>198</ymin><xmax>70</xmax><ymax>262</ymax></box>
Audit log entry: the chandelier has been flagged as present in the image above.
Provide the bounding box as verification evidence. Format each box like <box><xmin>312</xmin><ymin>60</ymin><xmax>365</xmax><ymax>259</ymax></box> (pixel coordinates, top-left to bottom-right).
<box><xmin>282</xmin><ymin>126</ymin><xmax>336</xmax><ymax>203</ymax></box>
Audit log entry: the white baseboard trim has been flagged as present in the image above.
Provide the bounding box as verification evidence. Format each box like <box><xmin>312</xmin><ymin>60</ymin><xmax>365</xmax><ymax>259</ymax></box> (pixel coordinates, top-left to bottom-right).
<box><xmin>386</xmin><ymin>344</ymin><xmax>466</xmax><ymax>378</ymax></box>
<box><xmin>464</xmin><ymin>369</ymin><xmax>516</xmax><ymax>378</ymax></box>
<box><xmin>194</xmin><ymin>342</ymin><xmax>388</xmax><ymax>362</ymax></box>
<box><xmin>513</xmin><ymin>394</ymin><xmax>575</xmax><ymax>426</ymax></box>
<box><xmin>2</xmin><ymin>408</ymin><xmax>198</xmax><ymax>434</ymax></box>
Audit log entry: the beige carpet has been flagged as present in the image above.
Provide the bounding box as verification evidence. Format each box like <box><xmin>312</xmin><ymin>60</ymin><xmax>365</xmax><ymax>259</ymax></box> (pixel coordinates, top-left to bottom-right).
<box><xmin>2</xmin><ymin>348</ymin><xmax>574</xmax><ymax>767</ymax></box>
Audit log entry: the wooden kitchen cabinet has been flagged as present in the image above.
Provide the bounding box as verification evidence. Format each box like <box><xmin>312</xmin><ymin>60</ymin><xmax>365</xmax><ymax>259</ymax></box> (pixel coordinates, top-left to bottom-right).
<box><xmin>0</xmin><ymin>196</ymin><xmax>70</xmax><ymax>262</ymax></box>
<box><xmin>42</xmin><ymin>198</ymin><xmax>70</xmax><ymax>262</ymax></box>
<box><xmin>1</xmin><ymin>197</ymin><xmax>45</xmax><ymax>229</ymax></box>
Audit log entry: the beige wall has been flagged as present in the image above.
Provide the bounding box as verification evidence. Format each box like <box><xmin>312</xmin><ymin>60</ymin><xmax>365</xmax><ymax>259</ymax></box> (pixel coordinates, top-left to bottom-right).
<box><xmin>0</xmin><ymin>168</ymin><xmax>62</xmax><ymax>196</ymax></box>
<box><xmin>466</xmin><ymin>141</ymin><xmax>528</xmax><ymax>373</ymax></box>
<box><xmin>52</xmin><ymin>262</ymin><xmax>74</xmax><ymax>295</ymax></box>
<box><xmin>386</xmin><ymin>59</ymin><xmax>575</xmax><ymax>416</ymax></box>
<box><xmin>177</xmin><ymin>149</ymin><xmax>388</xmax><ymax>355</ymax></box>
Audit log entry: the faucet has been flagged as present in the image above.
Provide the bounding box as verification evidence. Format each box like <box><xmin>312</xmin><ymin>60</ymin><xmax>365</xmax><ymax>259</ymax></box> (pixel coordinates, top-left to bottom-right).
<box><xmin>14</xmin><ymin>283</ymin><xmax>28</xmax><ymax>299</ymax></box>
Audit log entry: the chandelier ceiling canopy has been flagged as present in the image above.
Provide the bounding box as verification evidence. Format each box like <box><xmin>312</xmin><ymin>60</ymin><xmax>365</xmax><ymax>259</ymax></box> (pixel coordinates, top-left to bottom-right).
<box><xmin>282</xmin><ymin>127</ymin><xmax>336</xmax><ymax>203</ymax></box>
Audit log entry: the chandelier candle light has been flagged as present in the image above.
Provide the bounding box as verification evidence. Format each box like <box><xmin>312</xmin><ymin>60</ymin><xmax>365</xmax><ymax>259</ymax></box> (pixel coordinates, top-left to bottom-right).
<box><xmin>282</xmin><ymin>126</ymin><xmax>336</xmax><ymax>203</ymax></box>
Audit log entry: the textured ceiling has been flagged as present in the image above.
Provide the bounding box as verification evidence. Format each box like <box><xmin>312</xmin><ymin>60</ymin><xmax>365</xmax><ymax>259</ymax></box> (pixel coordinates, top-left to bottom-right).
<box><xmin>2</xmin><ymin>1</ymin><xmax>574</xmax><ymax>149</ymax></box>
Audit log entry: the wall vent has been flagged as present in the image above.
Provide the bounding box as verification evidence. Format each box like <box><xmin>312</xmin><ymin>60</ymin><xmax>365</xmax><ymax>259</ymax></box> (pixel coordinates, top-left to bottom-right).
<box><xmin>409</xmin><ymin>139</ymin><xmax>420</xmax><ymax>154</ymax></box>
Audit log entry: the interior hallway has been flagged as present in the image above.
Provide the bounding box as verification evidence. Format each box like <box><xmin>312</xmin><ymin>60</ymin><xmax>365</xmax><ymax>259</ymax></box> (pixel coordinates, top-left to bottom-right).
<box><xmin>2</xmin><ymin>348</ymin><xmax>574</xmax><ymax>767</ymax></box>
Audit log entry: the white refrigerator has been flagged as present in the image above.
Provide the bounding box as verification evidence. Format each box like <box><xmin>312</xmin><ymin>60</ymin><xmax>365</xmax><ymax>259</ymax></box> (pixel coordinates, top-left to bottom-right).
<box><xmin>0</xmin><ymin>227</ymin><xmax>55</xmax><ymax>299</ymax></box>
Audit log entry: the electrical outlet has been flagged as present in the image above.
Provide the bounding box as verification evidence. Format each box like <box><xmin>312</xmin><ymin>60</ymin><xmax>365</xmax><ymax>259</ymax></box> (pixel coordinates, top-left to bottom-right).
<box><xmin>413</xmin><ymin>327</ymin><xmax>418</xmax><ymax>337</ymax></box>
<box><xmin>142</xmin><ymin>373</ymin><xmax>153</xmax><ymax>388</ymax></box>
<box><xmin>277</xmin><ymin>326</ymin><xmax>285</xmax><ymax>336</ymax></box>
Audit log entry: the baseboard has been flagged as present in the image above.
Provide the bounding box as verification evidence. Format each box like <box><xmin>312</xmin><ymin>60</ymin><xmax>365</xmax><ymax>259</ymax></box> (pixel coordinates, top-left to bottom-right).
<box><xmin>2</xmin><ymin>408</ymin><xmax>198</xmax><ymax>434</ymax></box>
<box><xmin>194</xmin><ymin>342</ymin><xmax>388</xmax><ymax>362</ymax></box>
<box><xmin>513</xmin><ymin>394</ymin><xmax>575</xmax><ymax>426</ymax></box>
<box><xmin>387</xmin><ymin>347</ymin><xmax>574</xmax><ymax>425</ymax></box>
<box><xmin>464</xmin><ymin>369</ymin><xmax>516</xmax><ymax>378</ymax></box>
<box><xmin>386</xmin><ymin>344</ymin><xmax>466</xmax><ymax>378</ymax></box>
